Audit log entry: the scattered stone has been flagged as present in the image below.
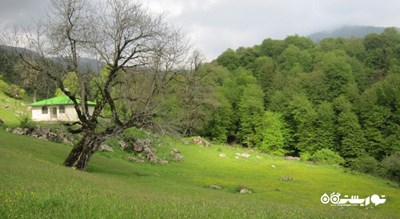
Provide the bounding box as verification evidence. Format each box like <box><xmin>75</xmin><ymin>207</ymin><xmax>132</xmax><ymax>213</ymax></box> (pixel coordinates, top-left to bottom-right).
<box><xmin>118</xmin><ymin>140</ymin><xmax>127</xmax><ymax>150</ymax></box>
<box><xmin>271</xmin><ymin>165</ymin><xmax>276</xmax><ymax>168</ymax></box>
<box><xmin>99</xmin><ymin>144</ymin><xmax>114</xmax><ymax>152</ymax></box>
<box><xmin>5</xmin><ymin>128</ymin><xmax>12</xmax><ymax>132</ymax></box>
<box><xmin>62</xmin><ymin>137</ymin><xmax>73</xmax><ymax>145</ymax></box>
<box><xmin>280</xmin><ymin>177</ymin><xmax>294</xmax><ymax>182</ymax></box>
<box><xmin>240</xmin><ymin>188</ymin><xmax>252</xmax><ymax>194</ymax></box>
<box><xmin>284</xmin><ymin>156</ymin><xmax>300</xmax><ymax>161</ymax></box>
<box><xmin>3</xmin><ymin>105</ymin><xmax>9</xmax><ymax>109</ymax></box>
<box><xmin>219</xmin><ymin>153</ymin><xmax>226</xmax><ymax>158</ymax></box>
<box><xmin>234</xmin><ymin>153</ymin><xmax>251</xmax><ymax>159</ymax></box>
<box><xmin>183</xmin><ymin>140</ymin><xmax>190</xmax><ymax>145</ymax></box>
<box><xmin>170</xmin><ymin>148</ymin><xmax>184</xmax><ymax>161</ymax></box>
<box><xmin>158</xmin><ymin>160</ymin><xmax>169</xmax><ymax>165</ymax></box>
<box><xmin>12</xmin><ymin>127</ymin><xmax>28</xmax><ymax>135</ymax></box>
<box><xmin>192</xmin><ymin>136</ymin><xmax>211</xmax><ymax>147</ymax></box>
<box><xmin>241</xmin><ymin>153</ymin><xmax>251</xmax><ymax>158</ymax></box>
<box><xmin>126</xmin><ymin>156</ymin><xmax>145</xmax><ymax>163</ymax></box>
<box><xmin>209</xmin><ymin>185</ymin><xmax>222</xmax><ymax>190</ymax></box>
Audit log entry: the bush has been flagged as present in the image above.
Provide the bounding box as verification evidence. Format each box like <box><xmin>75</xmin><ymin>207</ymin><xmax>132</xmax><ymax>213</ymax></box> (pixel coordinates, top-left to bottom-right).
<box><xmin>300</xmin><ymin>152</ymin><xmax>311</xmax><ymax>161</ymax></box>
<box><xmin>381</xmin><ymin>152</ymin><xmax>400</xmax><ymax>182</ymax></box>
<box><xmin>351</xmin><ymin>155</ymin><xmax>379</xmax><ymax>174</ymax></box>
<box><xmin>310</xmin><ymin>149</ymin><xmax>344</xmax><ymax>165</ymax></box>
<box><xmin>19</xmin><ymin>115</ymin><xmax>34</xmax><ymax>129</ymax></box>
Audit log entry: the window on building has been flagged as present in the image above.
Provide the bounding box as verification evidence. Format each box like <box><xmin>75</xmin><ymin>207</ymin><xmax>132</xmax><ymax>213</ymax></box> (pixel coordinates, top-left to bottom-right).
<box><xmin>59</xmin><ymin>106</ymin><xmax>65</xmax><ymax>114</ymax></box>
<box><xmin>42</xmin><ymin>106</ymin><xmax>48</xmax><ymax>114</ymax></box>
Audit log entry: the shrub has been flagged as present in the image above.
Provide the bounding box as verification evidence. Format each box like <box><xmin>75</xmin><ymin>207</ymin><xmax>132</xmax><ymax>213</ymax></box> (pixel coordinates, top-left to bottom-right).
<box><xmin>309</xmin><ymin>149</ymin><xmax>344</xmax><ymax>165</ymax></box>
<box><xmin>300</xmin><ymin>152</ymin><xmax>311</xmax><ymax>161</ymax></box>
<box><xmin>381</xmin><ymin>152</ymin><xmax>400</xmax><ymax>182</ymax></box>
<box><xmin>19</xmin><ymin>115</ymin><xmax>34</xmax><ymax>129</ymax></box>
<box><xmin>351</xmin><ymin>155</ymin><xmax>379</xmax><ymax>174</ymax></box>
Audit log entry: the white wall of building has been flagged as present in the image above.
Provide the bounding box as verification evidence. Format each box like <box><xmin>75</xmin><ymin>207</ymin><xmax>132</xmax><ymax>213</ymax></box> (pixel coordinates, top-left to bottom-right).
<box><xmin>31</xmin><ymin>105</ymin><xmax>94</xmax><ymax>122</ymax></box>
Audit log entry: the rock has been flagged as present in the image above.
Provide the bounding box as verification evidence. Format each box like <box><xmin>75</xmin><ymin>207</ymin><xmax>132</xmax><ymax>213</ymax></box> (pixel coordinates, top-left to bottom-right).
<box><xmin>118</xmin><ymin>140</ymin><xmax>127</xmax><ymax>150</ymax></box>
<box><xmin>0</xmin><ymin>119</ymin><xmax>4</xmax><ymax>126</ymax></box>
<box><xmin>183</xmin><ymin>141</ymin><xmax>190</xmax><ymax>145</ymax></box>
<box><xmin>126</xmin><ymin>156</ymin><xmax>145</xmax><ymax>163</ymax></box>
<box><xmin>219</xmin><ymin>153</ymin><xmax>226</xmax><ymax>158</ymax></box>
<box><xmin>99</xmin><ymin>144</ymin><xmax>114</xmax><ymax>152</ymax></box>
<box><xmin>240</xmin><ymin>188</ymin><xmax>252</xmax><ymax>194</ymax></box>
<box><xmin>170</xmin><ymin>148</ymin><xmax>184</xmax><ymax>161</ymax></box>
<box><xmin>4</xmin><ymin>105</ymin><xmax>9</xmax><ymax>109</ymax></box>
<box><xmin>271</xmin><ymin>165</ymin><xmax>276</xmax><ymax>168</ymax></box>
<box><xmin>241</xmin><ymin>153</ymin><xmax>251</xmax><ymax>158</ymax></box>
<box><xmin>47</xmin><ymin>132</ymin><xmax>62</xmax><ymax>142</ymax></box>
<box><xmin>62</xmin><ymin>137</ymin><xmax>73</xmax><ymax>145</ymax></box>
<box><xmin>172</xmin><ymin>148</ymin><xmax>180</xmax><ymax>153</ymax></box>
<box><xmin>234</xmin><ymin>153</ymin><xmax>251</xmax><ymax>159</ymax></box>
<box><xmin>192</xmin><ymin>136</ymin><xmax>211</xmax><ymax>147</ymax></box>
<box><xmin>133</xmin><ymin>141</ymin><xmax>144</xmax><ymax>152</ymax></box>
<box><xmin>12</xmin><ymin>127</ymin><xmax>27</xmax><ymax>135</ymax></box>
<box><xmin>284</xmin><ymin>156</ymin><xmax>300</xmax><ymax>161</ymax></box>
<box><xmin>209</xmin><ymin>185</ymin><xmax>222</xmax><ymax>190</ymax></box>
<box><xmin>280</xmin><ymin>177</ymin><xmax>294</xmax><ymax>182</ymax></box>
<box><xmin>5</xmin><ymin>128</ymin><xmax>12</xmax><ymax>132</ymax></box>
<box><xmin>158</xmin><ymin>160</ymin><xmax>169</xmax><ymax>165</ymax></box>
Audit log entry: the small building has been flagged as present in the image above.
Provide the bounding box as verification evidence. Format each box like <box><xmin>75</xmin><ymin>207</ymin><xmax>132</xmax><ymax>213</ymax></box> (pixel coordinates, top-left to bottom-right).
<box><xmin>30</xmin><ymin>96</ymin><xmax>96</xmax><ymax>122</ymax></box>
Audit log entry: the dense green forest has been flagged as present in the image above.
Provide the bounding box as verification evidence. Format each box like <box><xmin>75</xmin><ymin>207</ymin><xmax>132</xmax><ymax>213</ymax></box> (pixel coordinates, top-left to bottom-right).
<box><xmin>167</xmin><ymin>28</ymin><xmax>400</xmax><ymax>175</ymax></box>
<box><xmin>1</xmin><ymin>28</ymin><xmax>400</xmax><ymax>178</ymax></box>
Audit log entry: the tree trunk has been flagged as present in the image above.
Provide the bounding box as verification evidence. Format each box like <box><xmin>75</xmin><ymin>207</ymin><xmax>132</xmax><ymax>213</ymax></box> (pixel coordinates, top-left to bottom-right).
<box><xmin>64</xmin><ymin>133</ymin><xmax>104</xmax><ymax>171</ymax></box>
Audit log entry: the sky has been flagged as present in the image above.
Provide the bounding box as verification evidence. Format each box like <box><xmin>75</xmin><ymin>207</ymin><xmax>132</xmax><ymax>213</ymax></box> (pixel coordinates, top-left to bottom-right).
<box><xmin>1</xmin><ymin>0</ymin><xmax>400</xmax><ymax>60</ymax></box>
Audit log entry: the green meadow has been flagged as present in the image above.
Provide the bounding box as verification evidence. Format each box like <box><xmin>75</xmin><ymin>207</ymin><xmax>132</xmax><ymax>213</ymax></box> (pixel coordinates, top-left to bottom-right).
<box><xmin>0</xmin><ymin>130</ymin><xmax>399</xmax><ymax>218</ymax></box>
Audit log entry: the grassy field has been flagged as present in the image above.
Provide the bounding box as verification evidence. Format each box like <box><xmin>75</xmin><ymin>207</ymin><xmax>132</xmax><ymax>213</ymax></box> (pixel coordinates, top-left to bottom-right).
<box><xmin>0</xmin><ymin>92</ymin><xmax>28</xmax><ymax>127</ymax></box>
<box><xmin>0</xmin><ymin>130</ymin><xmax>399</xmax><ymax>218</ymax></box>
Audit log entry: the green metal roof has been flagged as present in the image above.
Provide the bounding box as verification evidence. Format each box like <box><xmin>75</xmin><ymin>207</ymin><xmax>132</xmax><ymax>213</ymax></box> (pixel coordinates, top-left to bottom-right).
<box><xmin>30</xmin><ymin>96</ymin><xmax>96</xmax><ymax>107</ymax></box>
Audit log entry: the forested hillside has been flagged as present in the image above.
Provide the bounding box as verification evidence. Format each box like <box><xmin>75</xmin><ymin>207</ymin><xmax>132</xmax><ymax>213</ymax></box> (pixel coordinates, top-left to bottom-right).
<box><xmin>165</xmin><ymin>28</ymin><xmax>400</xmax><ymax>176</ymax></box>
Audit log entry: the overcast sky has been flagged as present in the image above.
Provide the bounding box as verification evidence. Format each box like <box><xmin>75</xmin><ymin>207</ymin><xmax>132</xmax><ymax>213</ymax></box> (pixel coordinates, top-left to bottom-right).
<box><xmin>1</xmin><ymin>0</ymin><xmax>400</xmax><ymax>60</ymax></box>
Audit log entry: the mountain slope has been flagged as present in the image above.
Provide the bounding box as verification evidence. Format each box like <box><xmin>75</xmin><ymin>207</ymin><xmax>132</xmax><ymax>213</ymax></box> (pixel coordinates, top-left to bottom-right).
<box><xmin>308</xmin><ymin>25</ymin><xmax>396</xmax><ymax>42</ymax></box>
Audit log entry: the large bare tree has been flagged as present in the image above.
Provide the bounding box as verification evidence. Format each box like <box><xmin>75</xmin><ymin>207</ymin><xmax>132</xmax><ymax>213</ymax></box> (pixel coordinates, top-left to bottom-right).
<box><xmin>3</xmin><ymin>0</ymin><xmax>188</xmax><ymax>170</ymax></box>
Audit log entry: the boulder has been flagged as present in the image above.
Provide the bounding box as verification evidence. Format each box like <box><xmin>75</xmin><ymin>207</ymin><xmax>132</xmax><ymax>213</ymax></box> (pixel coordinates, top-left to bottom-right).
<box><xmin>209</xmin><ymin>185</ymin><xmax>222</xmax><ymax>190</ymax></box>
<box><xmin>170</xmin><ymin>148</ymin><xmax>184</xmax><ymax>161</ymax></box>
<box><xmin>192</xmin><ymin>136</ymin><xmax>211</xmax><ymax>147</ymax></box>
<box><xmin>158</xmin><ymin>159</ymin><xmax>169</xmax><ymax>165</ymax></box>
<box><xmin>241</xmin><ymin>153</ymin><xmax>251</xmax><ymax>158</ymax></box>
<box><xmin>99</xmin><ymin>144</ymin><xmax>114</xmax><ymax>152</ymax></box>
<box><xmin>280</xmin><ymin>176</ymin><xmax>294</xmax><ymax>182</ymax></box>
<box><xmin>126</xmin><ymin>156</ymin><xmax>145</xmax><ymax>163</ymax></box>
<box><xmin>12</xmin><ymin>127</ymin><xmax>27</xmax><ymax>135</ymax></box>
<box><xmin>284</xmin><ymin>156</ymin><xmax>300</xmax><ymax>161</ymax></box>
<box><xmin>239</xmin><ymin>188</ymin><xmax>252</xmax><ymax>194</ymax></box>
<box><xmin>118</xmin><ymin>140</ymin><xmax>127</xmax><ymax>150</ymax></box>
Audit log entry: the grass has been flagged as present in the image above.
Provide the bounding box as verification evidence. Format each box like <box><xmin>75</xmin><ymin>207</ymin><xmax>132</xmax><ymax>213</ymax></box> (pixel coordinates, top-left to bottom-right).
<box><xmin>0</xmin><ymin>92</ymin><xmax>28</xmax><ymax>127</ymax></box>
<box><xmin>0</xmin><ymin>130</ymin><xmax>399</xmax><ymax>218</ymax></box>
